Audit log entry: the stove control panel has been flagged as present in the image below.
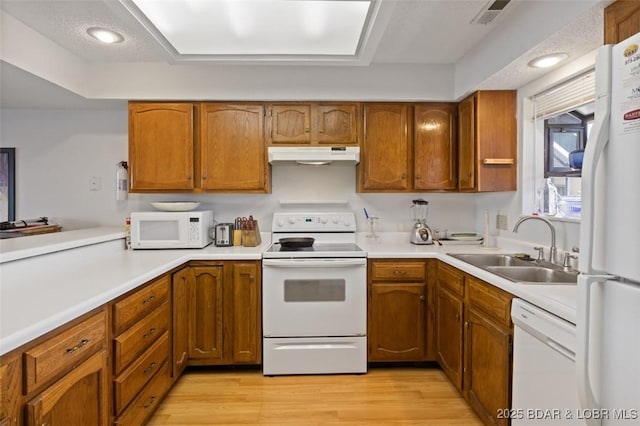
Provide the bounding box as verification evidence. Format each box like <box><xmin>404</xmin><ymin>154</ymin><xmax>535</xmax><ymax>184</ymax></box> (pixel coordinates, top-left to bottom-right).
<box><xmin>273</xmin><ymin>212</ymin><xmax>356</xmax><ymax>232</ymax></box>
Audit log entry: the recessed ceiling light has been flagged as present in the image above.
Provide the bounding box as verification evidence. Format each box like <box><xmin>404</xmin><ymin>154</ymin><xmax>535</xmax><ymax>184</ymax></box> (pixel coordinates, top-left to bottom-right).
<box><xmin>87</xmin><ymin>27</ymin><xmax>124</xmax><ymax>44</ymax></box>
<box><xmin>528</xmin><ymin>53</ymin><xmax>568</xmax><ymax>69</ymax></box>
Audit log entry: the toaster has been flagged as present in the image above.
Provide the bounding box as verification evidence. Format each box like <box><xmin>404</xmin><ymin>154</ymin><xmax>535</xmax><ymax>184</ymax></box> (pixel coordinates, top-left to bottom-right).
<box><xmin>215</xmin><ymin>223</ymin><xmax>234</xmax><ymax>246</ymax></box>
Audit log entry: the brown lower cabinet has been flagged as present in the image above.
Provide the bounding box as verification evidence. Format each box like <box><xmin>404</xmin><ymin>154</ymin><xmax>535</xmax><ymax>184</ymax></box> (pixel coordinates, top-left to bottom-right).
<box><xmin>367</xmin><ymin>259</ymin><xmax>436</xmax><ymax>362</ymax></box>
<box><xmin>436</xmin><ymin>261</ymin><xmax>514</xmax><ymax>426</ymax></box>
<box><xmin>172</xmin><ymin>261</ymin><xmax>262</xmax><ymax>367</ymax></box>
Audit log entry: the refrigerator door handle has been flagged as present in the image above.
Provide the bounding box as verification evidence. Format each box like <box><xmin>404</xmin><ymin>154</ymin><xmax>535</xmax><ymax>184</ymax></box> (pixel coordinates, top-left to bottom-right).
<box><xmin>576</xmin><ymin>274</ymin><xmax>613</xmax><ymax>426</ymax></box>
<box><xmin>579</xmin><ymin>45</ymin><xmax>612</xmax><ymax>275</ymax></box>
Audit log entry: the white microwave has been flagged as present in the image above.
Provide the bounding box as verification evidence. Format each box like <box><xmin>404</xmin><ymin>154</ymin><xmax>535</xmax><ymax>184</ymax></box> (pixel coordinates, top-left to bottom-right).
<box><xmin>130</xmin><ymin>210</ymin><xmax>214</xmax><ymax>249</ymax></box>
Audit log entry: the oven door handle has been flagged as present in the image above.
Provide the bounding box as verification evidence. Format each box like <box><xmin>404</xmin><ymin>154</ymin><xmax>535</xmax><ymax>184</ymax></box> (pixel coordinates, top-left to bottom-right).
<box><xmin>262</xmin><ymin>258</ymin><xmax>366</xmax><ymax>267</ymax></box>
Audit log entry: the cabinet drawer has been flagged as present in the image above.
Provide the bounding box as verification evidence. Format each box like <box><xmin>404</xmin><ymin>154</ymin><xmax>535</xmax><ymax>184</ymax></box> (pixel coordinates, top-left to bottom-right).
<box><xmin>24</xmin><ymin>310</ymin><xmax>106</xmax><ymax>394</ymax></box>
<box><xmin>113</xmin><ymin>333</ymin><xmax>169</xmax><ymax>414</ymax></box>
<box><xmin>113</xmin><ymin>275</ymin><xmax>169</xmax><ymax>335</ymax></box>
<box><xmin>114</xmin><ymin>332</ymin><xmax>169</xmax><ymax>415</ymax></box>
<box><xmin>113</xmin><ymin>301</ymin><xmax>170</xmax><ymax>375</ymax></box>
<box><xmin>370</xmin><ymin>261</ymin><xmax>425</xmax><ymax>281</ymax></box>
<box><xmin>466</xmin><ymin>276</ymin><xmax>513</xmax><ymax>327</ymax></box>
<box><xmin>438</xmin><ymin>262</ymin><xmax>465</xmax><ymax>297</ymax></box>
<box><xmin>115</xmin><ymin>361</ymin><xmax>172</xmax><ymax>426</ymax></box>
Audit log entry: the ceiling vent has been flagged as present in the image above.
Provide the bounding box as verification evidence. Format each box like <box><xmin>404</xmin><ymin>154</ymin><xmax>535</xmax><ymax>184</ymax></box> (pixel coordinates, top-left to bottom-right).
<box><xmin>470</xmin><ymin>0</ymin><xmax>511</xmax><ymax>25</ymax></box>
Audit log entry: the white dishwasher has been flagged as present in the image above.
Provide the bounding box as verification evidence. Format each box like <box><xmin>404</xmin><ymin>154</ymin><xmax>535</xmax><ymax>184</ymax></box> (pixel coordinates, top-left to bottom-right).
<box><xmin>511</xmin><ymin>299</ymin><xmax>586</xmax><ymax>425</ymax></box>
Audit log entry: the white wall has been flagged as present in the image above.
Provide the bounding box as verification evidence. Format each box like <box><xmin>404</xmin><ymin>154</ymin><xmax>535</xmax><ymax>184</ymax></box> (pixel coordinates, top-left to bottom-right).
<box><xmin>1</xmin><ymin>108</ymin><xmax>477</xmax><ymax>233</ymax></box>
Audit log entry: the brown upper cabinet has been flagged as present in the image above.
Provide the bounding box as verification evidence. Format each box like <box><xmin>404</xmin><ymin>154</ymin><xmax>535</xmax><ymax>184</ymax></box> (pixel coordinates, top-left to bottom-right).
<box><xmin>360</xmin><ymin>103</ymin><xmax>411</xmax><ymax>191</ymax></box>
<box><xmin>266</xmin><ymin>102</ymin><xmax>360</xmax><ymax>146</ymax></box>
<box><xmin>457</xmin><ymin>91</ymin><xmax>517</xmax><ymax>192</ymax></box>
<box><xmin>199</xmin><ymin>103</ymin><xmax>268</xmax><ymax>192</ymax></box>
<box><xmin>359</xmin><ymin>103</ymin><xmax>458</xmax><ymax>192</ymax></box>
<box><xmin>414</xmin><ymin>103</ymin><xmax>458</xmax><ymax>190</ymax></box>
<box><xmin>128</xmin><ymin>102</ymin><xmax>269</xmax><ymax>193</ymax></box>
<box><xmin>604</xmin><ymin>0</ymin><xmax>640</xmax><ymax>44</ymax></box>
<box><xmin>129</xmin><ymin>102</ymin><xmax>195</xmax><ymax>191</ymax></box>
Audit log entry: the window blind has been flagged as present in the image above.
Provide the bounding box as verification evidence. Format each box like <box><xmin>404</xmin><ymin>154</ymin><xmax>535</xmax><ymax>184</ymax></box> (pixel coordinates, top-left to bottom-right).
<box><xmin>531</xmin><ymin>69</ymin><xmax>595</xmax><ymax>120</ymax></box>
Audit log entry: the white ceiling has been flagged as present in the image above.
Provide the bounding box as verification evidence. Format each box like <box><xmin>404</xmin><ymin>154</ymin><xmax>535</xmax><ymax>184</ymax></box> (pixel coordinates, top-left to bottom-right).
<box><xmin>0</xmin><ymin>0</ymin><xmax>608</xmax><ymax>109</ymax></box>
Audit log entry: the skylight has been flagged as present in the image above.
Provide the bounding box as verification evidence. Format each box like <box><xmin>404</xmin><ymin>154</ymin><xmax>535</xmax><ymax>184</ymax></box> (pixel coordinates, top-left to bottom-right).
<box><xmin>129</xmin><ymin>0</ymin><xmax>372</xmax><ymax>57</ymax></box>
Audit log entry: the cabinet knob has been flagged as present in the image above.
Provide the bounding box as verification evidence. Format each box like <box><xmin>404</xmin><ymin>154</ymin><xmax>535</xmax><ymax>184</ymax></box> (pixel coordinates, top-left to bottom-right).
<box><xmin>420</xmin><ymin>295</ymin><xmax>425</xmax><ymax>301</ymax></box>
<box><xmin>401</xmin><ymin>173</ymin><xmax>407</xmax><ymax>180</ymax></box>
<box><xmin>305</xmin><ymin>128</ymin><xmax>310</xmax><ymax>133</ymax></box>
<box><xmin>187</xmin><ymin>175</ymin><xmax>192</xmax><ymax>180</ymax></box>
<box><xmin>202</xmin><ymin>175</ymin><xmax>207</xmax><ymax>180</ymax></box>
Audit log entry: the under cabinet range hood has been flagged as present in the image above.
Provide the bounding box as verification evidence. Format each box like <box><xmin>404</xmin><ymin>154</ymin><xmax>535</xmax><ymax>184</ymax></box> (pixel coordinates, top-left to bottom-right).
<box><xmin>268</xmin><ymin>146</ymin><xmax>360</xmax><ymax>165</ymax></box>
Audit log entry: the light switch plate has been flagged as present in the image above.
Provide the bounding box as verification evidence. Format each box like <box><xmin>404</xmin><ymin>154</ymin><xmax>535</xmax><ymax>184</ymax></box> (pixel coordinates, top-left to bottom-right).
<box><xmin>496</xmin><ymin>214</ymin><xmax>508</xmax><ymax>230</ymax></box>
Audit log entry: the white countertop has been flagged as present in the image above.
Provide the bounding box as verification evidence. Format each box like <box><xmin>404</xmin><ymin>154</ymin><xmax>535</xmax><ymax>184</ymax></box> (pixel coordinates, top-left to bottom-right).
<box><xmin>0</xmin><ymin>229</ymin><xmax>577</xmax><ymax>356</ymax></box>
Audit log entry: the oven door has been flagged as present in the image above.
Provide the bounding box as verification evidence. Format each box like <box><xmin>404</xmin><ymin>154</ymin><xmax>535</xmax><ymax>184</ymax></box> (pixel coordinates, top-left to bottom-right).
<box><xmin>262</xmin><ymin>258</ymin><xmax>366</xmax><ymax>337</ymax></box>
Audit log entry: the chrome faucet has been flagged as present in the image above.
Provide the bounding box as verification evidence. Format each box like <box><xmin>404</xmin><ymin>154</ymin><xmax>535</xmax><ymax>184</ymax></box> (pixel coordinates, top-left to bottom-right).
<box><xmin>512</xmin><ymin>216</ymin><xmax>558</xmax><ymax>264</ymax></box>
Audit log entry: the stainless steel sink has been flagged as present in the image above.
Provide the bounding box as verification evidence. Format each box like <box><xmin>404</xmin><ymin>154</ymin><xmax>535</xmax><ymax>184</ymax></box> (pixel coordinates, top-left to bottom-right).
<box><xmin>448</xmin><ymin>253</ymin><xmax>532</xmax><ymax>267</ymax></box>
<box><xmin>448</xmin><ymin>253</ymin><xmax>578</xmax><ymax>285</ymax></box>
<box><xmin>485</xmin><ymin>266</ymin><xmax>578</xmax><ymax>284</ymax></box>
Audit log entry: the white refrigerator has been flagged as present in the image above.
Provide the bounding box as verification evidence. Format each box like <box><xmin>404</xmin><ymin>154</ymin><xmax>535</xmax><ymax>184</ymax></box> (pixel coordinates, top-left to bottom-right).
<box><xmin>577</xmin><ymin>32</ymin><xmax>640</xmax><ymax>426</ymax></box>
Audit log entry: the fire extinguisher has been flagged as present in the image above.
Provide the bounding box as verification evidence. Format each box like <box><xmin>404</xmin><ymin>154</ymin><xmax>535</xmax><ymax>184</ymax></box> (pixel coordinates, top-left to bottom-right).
<box><xmin>116</xmin><ymin>161</ymin><xmax>128</xmax><ymax>201</ymax></box>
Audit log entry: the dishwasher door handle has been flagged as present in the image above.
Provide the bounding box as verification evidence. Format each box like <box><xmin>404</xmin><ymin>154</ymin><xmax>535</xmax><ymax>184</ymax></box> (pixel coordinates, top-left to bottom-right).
<box><xmin>547</xmin><ymin>338</ymin><xmax>576</xmax><ymax>361</ymax></box>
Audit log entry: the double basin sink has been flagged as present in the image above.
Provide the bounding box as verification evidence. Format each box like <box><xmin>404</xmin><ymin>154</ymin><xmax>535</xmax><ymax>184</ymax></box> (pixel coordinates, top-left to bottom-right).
<box><xmin>448</xmin><ymin>253</ymin><xmax>579</xmax><ymax>285</ymax></box>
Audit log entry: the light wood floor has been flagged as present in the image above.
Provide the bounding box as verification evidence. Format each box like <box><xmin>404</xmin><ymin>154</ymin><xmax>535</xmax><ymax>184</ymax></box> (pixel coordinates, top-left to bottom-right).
<box><xmin>147</xmin><ymin>366</ymin><xmax>483</xmax><ymax>425</ymax></box>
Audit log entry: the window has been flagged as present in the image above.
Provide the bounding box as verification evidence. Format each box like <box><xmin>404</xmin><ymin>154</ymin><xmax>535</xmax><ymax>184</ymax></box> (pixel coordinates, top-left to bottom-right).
<box><xmin>531</xmin><ymin>70</ymin><xmax>595</xmax><ymax>220</ymax></box>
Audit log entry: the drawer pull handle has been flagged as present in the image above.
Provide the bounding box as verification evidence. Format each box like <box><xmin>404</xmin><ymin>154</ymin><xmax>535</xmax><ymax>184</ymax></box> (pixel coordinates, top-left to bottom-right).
<box><xmin>143</xmin><ymin>396</ymin><xmax>157</xmax><ymax>409</ymax></box>
<box><xmin>142</xmin><ymin>295</ymin><xmax>155</xmax><ymax>305</ymax></box>
<box><xmin>143</xmin><ymin>362</ymin><xmax>157</xmax><ymax>375</ymax></box>
<box><xmin>66</xmin><ymin>339</ymin><xmax>89</xmax><ymax>354</ymax></box>
<box><xmin>393</xmin><ymin>270</ymin><xmax>407</xmax><ymax>275</ymax></box>
<box><xmin>143</xmin><ymin>327</ymin><xmax>157</xmax><ymax>339</ymax></box>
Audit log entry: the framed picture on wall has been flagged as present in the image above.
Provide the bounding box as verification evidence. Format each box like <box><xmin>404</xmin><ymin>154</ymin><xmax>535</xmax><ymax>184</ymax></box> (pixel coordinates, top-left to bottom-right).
<box><xmin>1</xmin><ymin>148</ymin><xmax>16</xmax><ymax>222</ymax></box>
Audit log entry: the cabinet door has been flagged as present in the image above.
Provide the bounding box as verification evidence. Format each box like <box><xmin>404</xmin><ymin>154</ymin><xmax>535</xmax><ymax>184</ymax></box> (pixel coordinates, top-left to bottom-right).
<box><xmin>474</xmin><ymin>91</ymin><xmax>516</xmax><ymax>192</ymax></box>
<box><xmin>0</xmin><ymin>353</ymin><xmax>21</xmax><ymax>426</ymax></box>
<box><xmin>189</xmin><ymin>266</ymin><xmax>224</xmax><ymax>360</ymax></box>
<box><xmin>361</xmin><ymin>104</ymin><xmax>410</xmax><ymax>191</ymax></box>
<box><xmin>464</xmin><ymin>308</ymin><xmax>512</xmax><ymax>426</ymax></box>
<box><xmin>414</xmin><ymin>103</ymin><xmax>457</xmax><ymax>190</ymax></box>
<box><xmin>436</xmin><ymin>286</ymin><xmax>464</xmax><ymax>390</ymax></box>
<box><xmin>228</xmin><ymin>262</ymin><xmax>261</xmax><ymax>364</ymax></box>
<box><xmin>172</xmin><ymin>268</ymin><xmax>192</xmax><ymax>377</ymax></box>
<box><xmin>200</xmin><ymin>104</ymin><xmax>267</xmax><ymax>192</ymax></box>
<box><xmin>129</xmin><ymin>103</ymin><xmax>194</xmax><ymax>191</ymax></box>
<box><xmin>316</xmin><ymin>103</ymin><xmax>359</xmax><ymax>145</ymax></box>
<box><xmin>26</xmin><ymin>351</ymin><xmax>109</xmax><ymax>426</ymax></box>
<box><xmin>457</xmin><ymin>96</ymin><xmax>476</xmax><ymax>191</ymax></box>
<box><xmin>269</xmin><ymin>104</ymin><xmax>312</xmax><ymax>144</ymax></box>
<box><xmin>604</xmin><ymin>0</ymin><xmax>640</xmax><ymax>44</ymax></box>
<box><xmin>368</xmin><ymin>283</ymin><xmax>426</xmax><ymax>361</ymax></box>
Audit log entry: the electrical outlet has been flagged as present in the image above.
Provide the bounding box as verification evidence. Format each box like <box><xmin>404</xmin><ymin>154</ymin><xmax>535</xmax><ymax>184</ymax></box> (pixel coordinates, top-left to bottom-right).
<box><xmin>496</xmin><ymin>214</ymin><xmax>508</xmax><ymax>231</ymax></box>
<box><xmin>89</xmin><ymin>176</ymin><xmax>102</xmax><ymax>191</ymax></box>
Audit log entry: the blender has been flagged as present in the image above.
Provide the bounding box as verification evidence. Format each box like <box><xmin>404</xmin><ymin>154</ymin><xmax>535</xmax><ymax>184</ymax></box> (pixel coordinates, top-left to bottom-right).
<box><xmin>410</xmin><ymin>199</ymin><xmax>433</xmax><ymax>245</ymax></box>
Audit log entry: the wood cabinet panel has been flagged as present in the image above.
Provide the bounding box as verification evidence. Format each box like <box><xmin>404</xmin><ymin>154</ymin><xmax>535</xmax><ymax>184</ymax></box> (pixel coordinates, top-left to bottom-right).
<box><xmin>464</xmin><ymin>308</ymin><xmax>512</xmax><ymax>426</ymax></box>
<box><xmin>24</xmin><ymin>310</ymin><xmax>106</xmax><ymax>395</ymax></box>
<box><xmin>113</xmin><ymin>301</ymin><xmax>169</xmax><ymax>375</ymax></box>
<box><xmin>438</xmin><ymin>262</ymin><xmax>465</xmax><ymax>298</ymax></box>
<box><xmin>466</xmin><ymin>277</ymin><xmax>512</xmax><ymax>328</ymax></box>
<box><xmin>369</xmin><ymin>260</ymin><xmax>426</xmax><ymax>281</ymax></box>
<box><xmin>199</xmin><ymin>103</ymin><xmax>267</xmax><ymax>192</ymax></box>
<box><xmin>436</xmin><ymin>285</ymin><xmax>464</xmax><ymax>390</ymax></box>
<box><xmin>414</xmin><ymin>103</ymin><xmax>457</xmax><ymax>190</ymax></box>
<box><xmin>316</xmin><ymin>103</ymin><xmax>359</xmax><ymax>145</ymax></box>
<box><xmin>25</xmin><ymin>350</ymin><xmax>109</xmax><ymax>426</ymax></box>
<box><xmin>113</xmin><ymin>333</ymin><xmax>169</xmax><ymax>415</ymax></box>
<box><xmin>0</xmin><ymin>352</ymin><xmax>21</xmax><ymax>426</ymax></box>
<box><xmin>368</xmin><ymin>283</ymin><xmax>426</xmax><ymax>361</ymax></box>
<box><xmin>269</xmin><ymin>104</ymin><xmax>312</xmax><ymax>144</ymax></box>
<box><xmin>114</xmin><ymin>361</ymin><xmax>171</xmax><ymax>426</ymax></box>
<box><xmin>361</xmin><ymin>104</ymin><xmax>410</xmax><ymax>191</ymax></box>
<box><xmin>113</xmin><ymin>275</ymin><xmax>169</xmax><ymax>336</ymax></box>
<box><xmin>171</xmin><ymin>267</ymin><xmax>192</xmax><ymax>378</ymax></box>
<box><xmin>189</xmin><ymin>266</ymin><xmax>224</xmax><ymax>360</ymax></box>
<box><xmin>129</xmin><ymin>103</ymin><xmax>194</xmax><ymax>191</ymax></box>
<box><xmin>604</xmin><ymin>0</ymin><xmax>640</xmax><ymax>44</ymax></box>
<box><xmin>458</xmin><ymin>91</ymin><xmax>516</xmax><ymax>192</ymax></box>
<box><xmin>229</xmin><ymin>263</ymin><xmax>262</xmax><ymax>363</ymax></box>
